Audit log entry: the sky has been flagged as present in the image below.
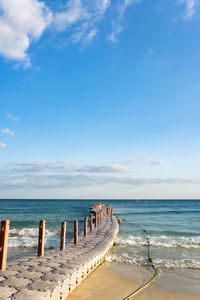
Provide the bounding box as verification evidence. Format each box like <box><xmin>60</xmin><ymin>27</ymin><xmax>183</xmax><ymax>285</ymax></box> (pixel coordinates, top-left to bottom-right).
<box><xmin>0</xmin><ymin>0</ymin><xmax>200</xmax><ymax>199</ymax></box>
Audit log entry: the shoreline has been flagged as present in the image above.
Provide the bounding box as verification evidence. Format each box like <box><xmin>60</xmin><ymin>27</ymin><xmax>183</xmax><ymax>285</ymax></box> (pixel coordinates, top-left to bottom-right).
<box><xmin>68</xmin><ymin>262</ymin><xmax>200</xmax><ymax>300</ymax></box>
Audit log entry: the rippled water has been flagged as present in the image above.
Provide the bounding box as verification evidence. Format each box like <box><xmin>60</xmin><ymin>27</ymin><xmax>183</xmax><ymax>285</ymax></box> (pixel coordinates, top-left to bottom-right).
<box><xmin>108</xmin><ymin>200</ymin><xmax>200</xmax><ymax>269</ymax></box>
<box><xmin>0</xmin><ymin>199</ymin><xmax>94</xmax><ymax>260</ymax></box>
<box><xmin>0</xmin><ymin>199</ymin><xmax>199</xmax><ymax>268</ymax></box>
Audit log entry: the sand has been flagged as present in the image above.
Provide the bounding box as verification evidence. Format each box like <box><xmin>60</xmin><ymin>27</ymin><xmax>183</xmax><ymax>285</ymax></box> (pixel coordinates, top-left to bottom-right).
<box><xmin>68</xmin><ymin>262</ymin><xmax>200</xmax><ymax>300</ymax></box>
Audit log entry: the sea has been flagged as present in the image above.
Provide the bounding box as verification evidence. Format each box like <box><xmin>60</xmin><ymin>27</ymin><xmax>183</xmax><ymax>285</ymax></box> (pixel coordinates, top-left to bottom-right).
<box><xmin>0</xmin><ymin>199</ymin><xmax>199</xmax><ymax>270</ymax></box>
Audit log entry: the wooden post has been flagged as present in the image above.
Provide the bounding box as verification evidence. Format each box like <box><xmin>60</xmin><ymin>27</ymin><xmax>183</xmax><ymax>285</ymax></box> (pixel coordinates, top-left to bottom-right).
<box><xmin>60</xmin><ymin>221</ymin><xmax>66</xmax><ymax>251</ymax></box>
<box><xmin>106</xmin><ymin>207</ymin><xmax>109</xmax><ymax>216</ymax></box>
<box><xmin>90</xmin><ymin>213</ymin><xmax>93</xmax><ymax>232</ymax></box>
<box><xmin>38</xmin><ymin>220</ymin><xmax>45</xmax><ymax>257</ymax></box>
<box><xmin>100</xmin><ymin>209</ymin><xmax>103</xmax><ymax>224</ymax></box>
<box><xmin>0</xmin><ymin>220</ymin><xmax>10</xmax><ymax>271</ymax></box>
<box><xmin>74</xmin><ymin>220</ymin><xmax>78</xmax><ymax>244</ymax></box>
<box><xmin>84</xmin><ymin>217</ymin><xmax>88</xmax><ymax>237</ymax></box>
<box><xmin>111</xmin><ymin>208</ymin><xmax>113</xmax><ymax>218</ymax></box>
<box><xmin>95</xmin><ymin>212</ymin><xmax>97</xmax><ymax>228</ymax></box>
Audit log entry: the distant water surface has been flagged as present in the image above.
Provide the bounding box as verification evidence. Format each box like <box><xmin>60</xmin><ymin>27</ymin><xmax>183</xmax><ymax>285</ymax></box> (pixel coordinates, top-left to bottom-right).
<box><xmin>0</xmin><ymin>199</ymin><xmax>199</xmax><ymax>269</ymax></box>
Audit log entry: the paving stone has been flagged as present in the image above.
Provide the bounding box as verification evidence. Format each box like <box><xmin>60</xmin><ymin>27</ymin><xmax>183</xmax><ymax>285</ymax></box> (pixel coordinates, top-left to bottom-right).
<box><xmin>39</xmin><ymin>262</ymin><xmax>61</xmax><ymax>269</ymax></box>
<box><xmin>13</xmin><ymin>289</ymin><xmax>48</xmax><ymax>300</ymax></box>
<box><xmin>3</xmin><ymin>277</ymin><xmax>31</xmax><ymax>288</ymax></box>
<box><xmin>21</xmin><ymin>261</ymin><xmax>40</xmax><ymax>267</ymax></box>
<box><xmin>0</xmin><ymin>276</ymin><xmax>6</xmax><ymax>282</ymax></box>
<box><xmin>41</xmin><ymin>273</ymin><xmax>67</xmax><ymax>283</ymax></box>
<box><xmin>30</xmin><ymin>279</ymin><xmax>58</xmax><ymax>291</ymax></box>
<box><xmin>6</xmin><ymin>265</ymin><xmax>30</xmax><ymax>272</ymax></box>
<box><xmin>0</xmin><ymin>286</ymin><xmax>17</xmax><ymax>300</ymax></box>
<box><xmin>31</xmin><ymin>266</ymin><xmax>53</xmax><ymax>273</ymax></box>
<box><xmin>51</xmin><ymin>268</ymin><xmax>72</xmax><ymax>276</ymax></box>
<box><xmin>30</xmin><ymin>279</ymin><xmax>61</xmax><ymax>300</ymax></box>
<box><xmin>1</xmin><ymin>270</ymin><xmax>19</xmax><ymax>278</ymax></box>
<box><xmin>17</xmin><ymin>271</ymin><xmax>43</xmax><ymax>280</ymax></box>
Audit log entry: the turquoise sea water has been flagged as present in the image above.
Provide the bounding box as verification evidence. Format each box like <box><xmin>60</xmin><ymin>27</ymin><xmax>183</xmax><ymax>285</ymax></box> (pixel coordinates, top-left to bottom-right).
<box><xmin>0</xmin><ymin>199</ymin><xmax>199</xmax><ymax>269</ymax></box>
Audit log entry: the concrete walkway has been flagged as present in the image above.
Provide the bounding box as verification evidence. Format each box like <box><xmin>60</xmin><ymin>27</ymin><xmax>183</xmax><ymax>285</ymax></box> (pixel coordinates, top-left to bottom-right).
<box><xmin>0</xmin><ymin>214</ymin><xmax>118</xmax><ymax>300</ymax></box>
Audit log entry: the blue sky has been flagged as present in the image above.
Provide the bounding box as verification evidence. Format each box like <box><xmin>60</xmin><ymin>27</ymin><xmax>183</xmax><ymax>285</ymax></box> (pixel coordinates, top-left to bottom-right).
<box><xmin>0</xmin><ymin>0</ymin><xmax>200</xmax><ymax>199</ymax></box>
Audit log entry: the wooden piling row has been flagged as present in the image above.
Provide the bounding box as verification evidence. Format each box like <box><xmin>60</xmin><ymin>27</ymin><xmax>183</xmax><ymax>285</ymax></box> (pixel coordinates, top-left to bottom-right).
<box><xmin>0</xmin><ymin>203</ymin><xmax>113</xmax><ymax>271</ymax></box>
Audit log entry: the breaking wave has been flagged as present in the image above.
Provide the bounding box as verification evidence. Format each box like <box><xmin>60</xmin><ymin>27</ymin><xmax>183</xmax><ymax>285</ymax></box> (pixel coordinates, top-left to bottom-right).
<box><xmin>106</xmin><ymin>253</ymin><xmax>200</xmax><ymax>269</ymax></box>
<box><xmin>8</xmin><ymin>228</ymin><xmax>60</xmax><ymax>248</ymax></box>
<box><xmin>115</xmin><ymin>235</ymin><xmax>200</xmax><ymax>249</ymax></box>
<box><xmin>107</xmin><ymin>234</ymin><xmax>200</xmax><ymax>269</ymax></box>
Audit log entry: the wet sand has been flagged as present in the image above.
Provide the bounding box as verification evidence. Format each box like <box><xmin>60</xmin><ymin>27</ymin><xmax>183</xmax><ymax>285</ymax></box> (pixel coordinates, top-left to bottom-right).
<box><xmin>68</xmin><ymin>262</ymin><xmax>200</xmax><ymax>300</ymax></box>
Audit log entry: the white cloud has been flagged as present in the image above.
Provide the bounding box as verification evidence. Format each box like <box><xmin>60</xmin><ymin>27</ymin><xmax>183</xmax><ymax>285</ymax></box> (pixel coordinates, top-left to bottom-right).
<box><xmin>178</xmin><ymin>0</ymin><xmax>198</xmax><ymax>19</ymax></box>
<box><xmin>7</xmin><ymin>161</ymin><xmax>70</xmax><ymax>173</ymax></box>
<box><xmin>72</xmin><ymin>23</ymin><xmax>88</xmax><ymax>43</ymax></box>
<box><xmin>72</xmin><ymin>25</ymin><xmax>98</xmax><ymax>44</ymax></box>
<box><xmin>124</xmin><ymin>158</ymin><xmax>171</xmax><ymax>166</ymax></box>
<box><xmin>150</xmin><ymin>160</ymin><xmax>170</xmax><ymax>166</ymax></box>
<box><xmin>53</xmin><ymin>0</ymin><xmax>87</xmax><ymax>32</ymax></box>
<box><xmin>0</xmin><ymin>0</ymin><xmax>197</xmax><ymax>67</ymax></box>
<box><xmin>75</xmin><ymin>164</ymin><xmax>130</xmax><ymax>173</ymax></box>
<box><xmin>107</xmin><ymin>0</ymin><xmax>141</xmax><ymax>43</ymax></box>
<box><xmin>53</xmin><ymin>0</ymin><xmax>111</xmax><ymax>32</ymax></box>
<box><xmin>1</xmin><ymin>160</ymin><xmax>199</xmax><ymax>198</ymax></box>
<box><xmin>6</xmin><ymin>161</ymin><xmax>129</xmax><ymax>174</ymax></box>
<box><xmin>0</xmin><ymin>0</ymin><xmax>52</xmax><ymax>67</ymax></box>
<box><xmin>0</xmin><ymin>143</ymin><xmax>7</xmax><ymax>149</ymax></box>
<box><xmin>1</xmin><ymin>165</ymin><xmax>200</xmax><ymax>190</ymax></box>
<box><xmin>0</xmin><ymin>0</ymin><xmax>111</xmax><ymax>66</ymax></box>
<box><xmin>97</xmin><ymin>0</ymin><xmax>111</xmax><ymax>14</ymax></box>
<box><xmin>107</xmin><ymin>22</ymin><xmax>123</xmax><ymax>43</ymax></box>
<box><xmin>84</xmin><ymin>29</ymin><xmax>98</xmax><ymax>43</ymax></box>
<box><xmin>0</xmin><ymin>128</ymin><xmax>15</xmax><ymax>136</ymax></box>
<box><xmin>54</xmin><ymin>0</ymin><xmax>110</xmax><ymax>45</ymax></box>
<box><xmin>6</xmin><ymin>113</ymin><xmax>20</xmax><ymax>122</ymax></box>
<box><xmin>119</xmin><ymin>0</ymin><xmax>141</xmax><ymax>16</ymax></box>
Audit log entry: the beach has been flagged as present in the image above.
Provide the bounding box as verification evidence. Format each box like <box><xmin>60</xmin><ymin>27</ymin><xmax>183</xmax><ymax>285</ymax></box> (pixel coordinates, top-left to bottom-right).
<box><xmin>2</xmin><ymin>200</ymin><xmax>199</xmax><ymax>270</ymax></box>
<box><xmin>68</xmin><ymin>262</ymin><xmax>200</xmax><ymax>300</ymax></box>
<box><xmin>0</xmin><ymin>199</ymin><xmax>199</xmax><ymax>299</ymax></box>
<box><xmin>2</xmin><ymin>2</ymin><xmax>199</xmax><ymax>298</ymax></box>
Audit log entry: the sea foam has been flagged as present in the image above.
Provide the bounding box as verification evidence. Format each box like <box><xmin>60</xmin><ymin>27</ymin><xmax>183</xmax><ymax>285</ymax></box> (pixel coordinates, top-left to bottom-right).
<box><xmin>115</xmin><ymin>235</ymin><xmax>200</xmax><ymax>249</ymax></box>
<box><xmin>8</xmin><ymin>228</ymin><xmax>60</xmax><ymax>248</ymax></box>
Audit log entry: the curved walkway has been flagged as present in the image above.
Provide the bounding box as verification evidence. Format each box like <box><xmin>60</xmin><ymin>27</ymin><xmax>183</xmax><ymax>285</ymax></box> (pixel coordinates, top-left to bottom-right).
<box><xmin>0</xmin><ymin>214</ymin><xmax>118</xmax><ymax>300</ymax></box>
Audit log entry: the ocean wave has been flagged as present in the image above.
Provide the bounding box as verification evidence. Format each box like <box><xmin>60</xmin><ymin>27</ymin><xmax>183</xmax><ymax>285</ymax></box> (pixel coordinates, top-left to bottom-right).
<box><xmin>106</xmin><ymin>253</ymin><xmax>200</xmax><ymax>269</ymax></box>
<box><xmin>8</xmin><ymin>228</ymin><xmax>60</xmax><ymax>248</ymax></box>
<box><xmin>115</xmin><ymin>235</ymin><xmax>200</xmax><ymax>249</ymax></box>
